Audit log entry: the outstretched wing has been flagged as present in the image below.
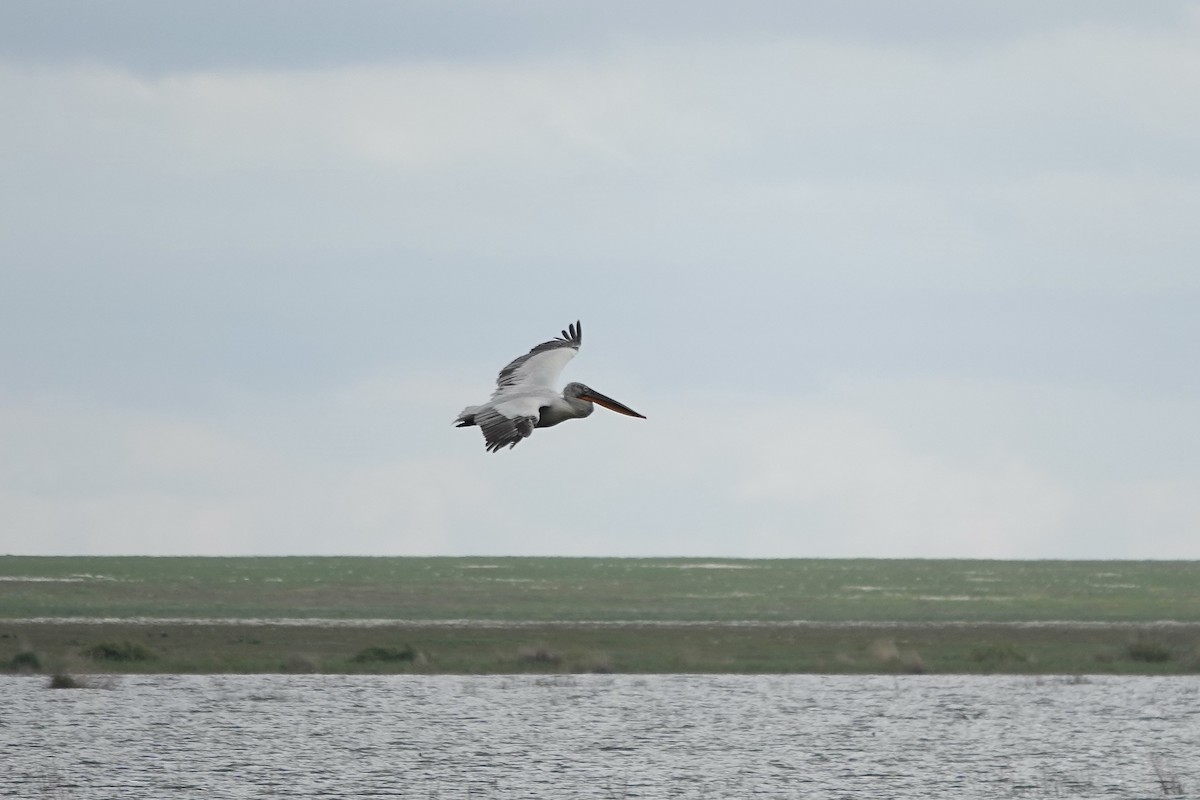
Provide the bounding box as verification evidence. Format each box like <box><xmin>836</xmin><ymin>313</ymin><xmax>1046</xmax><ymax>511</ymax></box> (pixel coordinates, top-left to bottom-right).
<box><xmin>474</xmin><ymin>394</ymin><xmax>544</xmax><ymax>452</ymax></box>
<box><xmin>490</xmin><ymin>321</ymin><xmax>582</xmax><ymax>399</ymax></box>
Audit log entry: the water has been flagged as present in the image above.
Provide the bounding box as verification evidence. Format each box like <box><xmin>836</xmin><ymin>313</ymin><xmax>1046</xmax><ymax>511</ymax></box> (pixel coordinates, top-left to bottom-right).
<box><xmin>2</xmin><ymin>674</ymin><xmax>1197</xmax><ymax>799</ymax></box>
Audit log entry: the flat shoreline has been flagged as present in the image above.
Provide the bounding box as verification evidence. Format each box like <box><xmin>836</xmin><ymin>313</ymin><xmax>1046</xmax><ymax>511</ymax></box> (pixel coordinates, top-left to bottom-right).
<box><xmin>8</xmin><ymin>616</ymin><xmax>1200</xmax><ymax>629</ymax></box>
<box><xmin>6</xmin><ymin>618</ymin><xmax>1199</xmax><ymax>676</ymax></box>
<box><xmin>4</xmin><ymin>557</ymin><xmax>1198</xmax><ymax>675</ymax></box>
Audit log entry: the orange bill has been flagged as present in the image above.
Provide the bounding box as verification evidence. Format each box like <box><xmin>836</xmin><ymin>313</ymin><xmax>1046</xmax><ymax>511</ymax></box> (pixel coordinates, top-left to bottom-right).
<box><xmin>580</xmin><ymin>389</ymin><xmax>646</xmax><ymax>419</ymax></box>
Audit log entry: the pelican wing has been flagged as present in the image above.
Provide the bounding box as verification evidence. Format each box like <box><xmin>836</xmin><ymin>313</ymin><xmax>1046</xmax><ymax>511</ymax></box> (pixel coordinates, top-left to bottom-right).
<box><xmin>491</xmin><ymin>321</ymin><xmax>582</xmax><ymax>398</ymax></box>
<box><xmin>475</xmin><ymin>393</ymin><xmax>547</xmax><ymax>452</ymax></box>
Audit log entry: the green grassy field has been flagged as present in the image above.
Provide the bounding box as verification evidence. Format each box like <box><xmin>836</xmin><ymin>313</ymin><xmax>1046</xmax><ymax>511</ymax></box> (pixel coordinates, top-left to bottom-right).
<box><xmin>4</xmin><ymin>556</ymin><xmax>1200</xmax><ymax>622</ymax></box>
<box><xmin>2</xmin><ymin>557</ymin><xmax>1198</xmax><ymax>675</ymax></box>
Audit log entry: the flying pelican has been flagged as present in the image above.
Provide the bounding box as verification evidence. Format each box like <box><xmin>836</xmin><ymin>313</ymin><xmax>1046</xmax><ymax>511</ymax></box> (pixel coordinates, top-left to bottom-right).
<box><xmin>455</xmin><ymin>321</ymin><xmax>645</xmax><ymax>452</ymax></box>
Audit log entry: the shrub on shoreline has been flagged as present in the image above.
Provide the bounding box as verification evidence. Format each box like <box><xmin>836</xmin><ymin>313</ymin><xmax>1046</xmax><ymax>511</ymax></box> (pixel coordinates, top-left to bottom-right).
<box><xmin>1126</xmin><ymin>638</ymin><xmax>1172</xmax><ymax>664</ymax></box>
<box><xmin>47</xmin><ymin>671</ymin><xmax>116</xmax><ymax>689</ymax></box>
<box><xmin>969</xmin><ymin>642</ymin><xmax>1029</xmax><ymax>666</ymax></box>
<box><xmin>82</xmin><ymin>641</ymin><xmax>154</xmax><ymax>662</ymax></box>
<box><xmin>6</xmin><ymin>650</ymin><xmax>42</xmax><ymax>672</ymax></box>
<box><xmin>350</xmin><ymin>645</ymin><xmax>418</xmax><ymax>664</ymax></box>
<box><xmin>518</xmin><ymin>645</ymin><xmax>562</xmax><ymax>666</ymax></box>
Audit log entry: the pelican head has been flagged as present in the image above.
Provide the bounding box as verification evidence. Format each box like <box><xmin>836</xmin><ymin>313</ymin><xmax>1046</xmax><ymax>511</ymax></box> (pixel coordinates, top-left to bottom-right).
<box><xmin>563</xmin><ymin>382</ymin><xmax>646</xmax><ymax>419</ymax></box>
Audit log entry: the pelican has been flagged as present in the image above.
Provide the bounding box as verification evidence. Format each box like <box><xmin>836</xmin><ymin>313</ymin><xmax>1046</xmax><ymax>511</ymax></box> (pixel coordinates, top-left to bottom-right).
<box><xmin>455</xmin><ymin>321</ymin><xmax>645</xmax><ymax>452</ymax></box>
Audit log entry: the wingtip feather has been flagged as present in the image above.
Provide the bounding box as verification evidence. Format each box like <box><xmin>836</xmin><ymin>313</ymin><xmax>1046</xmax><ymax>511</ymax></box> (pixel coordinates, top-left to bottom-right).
<box><xmin>561</xmin><ymin>320</ymin><xmax>582</xmax><ymax>348</ymax></box>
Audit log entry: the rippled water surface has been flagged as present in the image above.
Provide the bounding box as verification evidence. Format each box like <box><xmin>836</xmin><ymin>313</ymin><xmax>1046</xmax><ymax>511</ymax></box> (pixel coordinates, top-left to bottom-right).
<box><xmin>3</xmin><ymin>674</ymin><xmax>1198</xmax><ymax>798</ymax></box>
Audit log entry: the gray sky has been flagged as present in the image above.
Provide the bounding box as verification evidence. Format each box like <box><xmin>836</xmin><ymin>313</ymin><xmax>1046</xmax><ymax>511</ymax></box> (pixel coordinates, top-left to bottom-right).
<box><xmin>3</xmin><ymin>1</ymin><xmax>1199</xmax><ymax>557</ymax></box>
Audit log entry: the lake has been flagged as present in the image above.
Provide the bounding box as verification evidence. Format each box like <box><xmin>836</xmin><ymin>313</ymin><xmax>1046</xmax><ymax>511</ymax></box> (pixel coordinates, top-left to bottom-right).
<box><xmin>3</xmin><ymin>674</ymin><xmax>1197</xmax><ymax>798</ymax></box>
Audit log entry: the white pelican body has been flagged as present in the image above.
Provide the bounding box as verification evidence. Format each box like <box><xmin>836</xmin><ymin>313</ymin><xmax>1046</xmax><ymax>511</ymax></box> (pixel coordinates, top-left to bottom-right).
<box><xmin>455</xmin><ymin>321</ymin><xmax>645</xmax><ymax>452</ymax></box>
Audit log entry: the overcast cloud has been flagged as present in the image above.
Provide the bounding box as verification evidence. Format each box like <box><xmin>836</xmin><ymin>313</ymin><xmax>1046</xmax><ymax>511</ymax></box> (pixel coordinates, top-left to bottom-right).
<box><xmin>2</xmin><ymin>1</ymin><xmax>1199</xmax><ymax>557</ymax></box>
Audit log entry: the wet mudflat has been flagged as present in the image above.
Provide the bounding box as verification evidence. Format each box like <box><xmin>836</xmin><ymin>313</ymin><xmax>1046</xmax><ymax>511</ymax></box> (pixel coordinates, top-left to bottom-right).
<box><xmin>3</xmin><ymin>673</ymin><xmax>1197</xmax><ymax>799</ymax></box>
